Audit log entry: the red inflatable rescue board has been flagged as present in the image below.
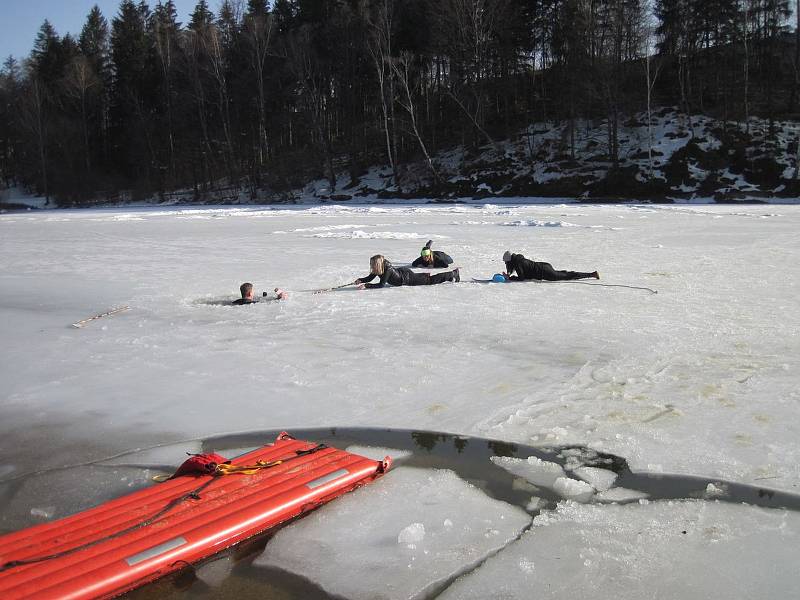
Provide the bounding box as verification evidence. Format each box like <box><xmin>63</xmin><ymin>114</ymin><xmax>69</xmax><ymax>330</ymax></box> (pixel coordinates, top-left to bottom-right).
<box><xmin>0</xmin><ymin>432</ymin><xmax>391</xmax><ymax>599</ymax></box>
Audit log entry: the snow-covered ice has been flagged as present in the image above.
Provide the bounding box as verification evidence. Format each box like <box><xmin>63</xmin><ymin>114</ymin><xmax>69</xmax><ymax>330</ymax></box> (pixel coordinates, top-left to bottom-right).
<box><xmin>194</xmin><ymin>555</ymin><xmax>235</xmax><ymax>588</ymax></box>
<box><xmin>594</xmin><ymin>487</ymin><xmax>650</xmax><ymax>503</ymax></box>
<box><xmin>254</xmin><ymin>467</ymin><xmax>531</xmax><ymax>600</ymax></box>
<box><xmin>439</xmin><ymin>500</ymin><xmax>800</xmax><ymax>599</ymax></box>
<box><xmin>490</xmin><ymin>455</ymin><xmax>566</xmax><ymax>487</ymax></box>
<box><xmin>552</xmin><ymin>476</ymin><xmax>595</xmax><ymax>503</ymax></box>
<box><xmin>571</xmin><ymin>466</ymin><xmax>618</xmax><ymax>491</ymax></box>
<box><xmin>346</xmin><ymin>445</ymin><xmax>413</xmax><ymax>462</ymax></box>
<box><xmin>100</xmin><ymin>440</ymin><xmax>202</xmax><ymax>467</ymax></box>
<box><xmin>1</xmin><ymin>202</ymin><xmax>800</xmax><ymax>596</ymax></box>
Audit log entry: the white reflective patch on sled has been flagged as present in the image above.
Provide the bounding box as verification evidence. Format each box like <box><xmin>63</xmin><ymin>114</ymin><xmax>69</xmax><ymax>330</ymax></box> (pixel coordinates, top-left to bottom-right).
<box><xmin>307</xmin><ymin>469</ymin><xmax>349</xmax><ymax>489</ymax></box>
<box><xmin>125</xmin><ymin>536</ymin><xmax>187</xmax><ymax>566</ymax></box>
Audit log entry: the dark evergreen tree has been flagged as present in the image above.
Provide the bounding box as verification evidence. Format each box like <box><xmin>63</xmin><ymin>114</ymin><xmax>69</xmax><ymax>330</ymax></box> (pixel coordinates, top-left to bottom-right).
<box><xmin>30</xmin><ymin>20</ymin><xmax>63</xmax><ymax>81</ymax></box>
<box><xmin>189</xmin><ymin>0</ymin><xmax>214</xmax><ymax>30</ymax></box>
<box><xmin>185</xmin><ymin>0</ymin><xmax>217</xmax><ymax>192</ymax></box>
<box><xmin>78</xmin><ymin>6</ymin><xmax>111</xmax><ymax>178</ymax></box>
<box><xmin>0</xmin><ymin>57</ymin><xmax>22</xmax><ymax>189</ymax></box>
<box><xmin>243</xmin><ymin>0</ymin><xmax>275</xmax><ymax>188</ymax></box>
<box><xmin>110</xmin><ymin>0</ymin><xmax>154</xmax><ymax>192</ymax></box>
<box><xmin>150</xmin><ymin>0</ymin><xmax>183</xmax><ymax>188</ymax></box>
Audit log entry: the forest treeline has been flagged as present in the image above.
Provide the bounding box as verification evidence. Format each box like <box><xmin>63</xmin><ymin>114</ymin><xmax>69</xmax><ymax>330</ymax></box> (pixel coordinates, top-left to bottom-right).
<box><xmin>0</xmin><ymin>0</ymin><xmax>797</xmax><ymax>205</ymax></box>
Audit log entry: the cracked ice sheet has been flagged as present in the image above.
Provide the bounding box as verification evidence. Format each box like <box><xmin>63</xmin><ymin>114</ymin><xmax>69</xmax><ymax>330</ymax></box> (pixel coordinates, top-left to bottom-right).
<box><xmin>2</xmin><ymin>202</ymin><xmax>800</xmax><ymax>530</ymax></box>
<box><xmin>345</xmin><ymin>445</ymin><xmax>413</xmax><ymax>462</ymax></box>
<box><xmin>254</xmin><ymin>466</ymin><xmax>531</xmax><ymax>600</ymax></box>
<box><xmin>100</xmin><ymin>440</ymin><xmax>202</xmax><ymax>467</ymax></box>
<box><xmin>0</xmin><ymin>465</ymin><xmax>154</xmax><ymax>530</ymax></box>
<box><xmin>440</xmin><ymin>500</ymin><xmax>800</xmax><ymax>600</ymax></box>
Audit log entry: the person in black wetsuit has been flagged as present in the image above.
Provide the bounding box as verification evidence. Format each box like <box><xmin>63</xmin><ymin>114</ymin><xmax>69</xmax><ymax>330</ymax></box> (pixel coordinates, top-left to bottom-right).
<box><xmin>502</xmin><ymin>251</ymin><xmax>599</xmax><ymax>281</ymax></box>
<box><xmin>232</xmin><ymin>282</ymin><xmax>257</xmax><ymax>305</ymax></box>
<box><xmin>411</xmin><ymin>240</ymin><xmax>454</xmax><ymax>269</ymax></box>
<box><xmin>355</xmin><ymin>255</ymin><xmax>460</xmax><ymax>289</ymax></box>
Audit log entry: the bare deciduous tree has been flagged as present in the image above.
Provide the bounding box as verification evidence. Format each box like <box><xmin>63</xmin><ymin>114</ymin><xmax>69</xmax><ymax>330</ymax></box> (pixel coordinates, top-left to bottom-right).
<box><xmin>287</xmin><ymin>26</ymin><xmax>337</xmax><ymax>192</ymax></box>
<box><xmin>243</xmin><ymin>9</ymin><xmax>274</xmax><ymax>173</ymax></box>
<box><xmin>364</xmin><ymin>0</ymin><xmax>399</xmax><ymax>186</ymax></box>
<box><xmin>63</xmin><ymin>56</ymin><xmax>99</xmax><ymax>173</ymax></box>
<box><xmin>19</xmin><ymin>76</ymin><xmax>49</xmax><ymax>202</ymax></box>
<box><xmin>392</xmin><ymin>52</ymin><xmax>440</xmax><ymax>182</ymax></box>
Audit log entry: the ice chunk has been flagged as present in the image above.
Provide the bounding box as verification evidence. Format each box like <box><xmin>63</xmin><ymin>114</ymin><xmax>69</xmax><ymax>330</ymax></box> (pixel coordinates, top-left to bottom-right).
<box><xmin>572</xmin><ymin>466</ymin><xmax>618</xmax><ymax>492</ymax></box>
<box><xmin>526</xmin><ymin>497</ymin><xmax>547</xmax><ymax>512</ymax></box>
<box><xmin>346</xmin><ymin>445</ymin><xmax>412</xmax><ymax>462</ymax></box>
<box><xmin>595</xmin><ymin>487</ymin><xmax>650</xmax><ymax>503</ymax></box>
<box><xmin>491</xmin><ymin>455</ymin><xmax>565</xmax><ymax>487</ymax></box>
<box><xmin>254</xmin><ymin>467</ymin><xmax>531</xmax><ymax>600</ymax></box>
<box><xmin>29</xmin><ymin>506</ymin><xmax>55</xmax><ymax>521</ymax></box>
<box><xmin>440</xmin><ymin>500</ymin><xmax>800</xmax><ymax>600</ymax></box>
<box><xmin>552</xmin><ymin>477</ymin><xmax>594</xmax><ymax>503</ymax></box>
<box><xmin>511</xmin><ymin>478</ymin><xmax>539</xmax><ymax>493</ymax></box>
<box><xmin>398</xmin><ymin>522</ymin><xmax>426</xmax><ymax>546</ymax></box>
<box><xmin>194</xmin><ymin>555</ymin><xmax>234</xmax><ymax>588</ymax></box>
<box><xmin>312</xmin><ymin>230</ymin><xmax>434</xmax><ymax>239</ymax></box>
<box><xmin>704</xmin><ymin>482</ymin><xmax>727</xmax><ymax>498</ymax></box>
<box><xmin>559</xmin><ymin>447</ymin><xmax>612</xmax><ymax>471</ymax></box>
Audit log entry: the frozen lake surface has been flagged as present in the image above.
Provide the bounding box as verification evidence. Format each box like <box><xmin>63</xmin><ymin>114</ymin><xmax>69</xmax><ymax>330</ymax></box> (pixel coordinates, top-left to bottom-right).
<box><xmin>1</xmin><ymin>202</ymin><xmax>799</xmax><ymax>597</ymax></box>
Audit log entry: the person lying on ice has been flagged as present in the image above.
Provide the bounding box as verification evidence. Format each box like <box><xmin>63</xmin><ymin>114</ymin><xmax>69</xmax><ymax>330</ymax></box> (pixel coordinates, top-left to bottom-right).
<box><xmin>355</xmin><ymin>254</ymin><xmax>460</xmax><ymax>289</ymax></box>
<box><xmin>502</xmin><ymin>251</ymin><xmax>599</xmax><ymax>281</ymax></box>
<box><xmin>411</xmin><ymin>240</ymin><xmax>453</xmax><ymax>269</ymax></box>
<box><xmin>232</xmin><ymin>282</ymin><xmax>288</xmax><ymax>305</ymax></box>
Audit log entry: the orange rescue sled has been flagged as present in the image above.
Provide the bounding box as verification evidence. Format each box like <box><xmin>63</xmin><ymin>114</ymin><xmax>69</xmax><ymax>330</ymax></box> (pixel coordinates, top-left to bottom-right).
<box><xmin>0</xmin><ymin>432</ymin><xmax>391</xmax><ymax>599</ymax></box>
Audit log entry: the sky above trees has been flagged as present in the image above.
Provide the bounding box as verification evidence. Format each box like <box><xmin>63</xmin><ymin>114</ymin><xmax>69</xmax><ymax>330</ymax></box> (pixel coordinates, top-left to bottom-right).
<box><xmin>0</xmin><ymin>0</ymin><xmax>196</xmax><ymax>60</ymax></box>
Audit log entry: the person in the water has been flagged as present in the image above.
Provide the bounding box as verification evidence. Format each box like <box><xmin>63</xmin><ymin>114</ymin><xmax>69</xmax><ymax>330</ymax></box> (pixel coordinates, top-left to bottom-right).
<box><xmin>232</xmin><ymin>282</ymin><xmax>257</xmax><ymax>305</ymax></box>
<box><xmin>355</xmin><ymin>255</ymin><xmax>460</xmax><ymax>289</ymax></box>
<box><xmin>232</xmin><ymin>282</ymin><xmax>287</xmax><ymax>305</ymax></box>
<box><xmin>502</xmin><ymin>251</ymin><xmax>599</xmax><ymax>281</ymax></box>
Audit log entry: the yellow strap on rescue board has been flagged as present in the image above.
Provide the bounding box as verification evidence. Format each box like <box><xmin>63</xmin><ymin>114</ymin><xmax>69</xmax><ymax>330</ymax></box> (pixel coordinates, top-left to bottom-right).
<box><xmin>214</xmin><ymin>460</ymin><xmax>283</xmax><ymax>475</ymax></box>
<box><xmin>151</xmin><ymin>460</ymin><xmax>282</xmax><ymax>482</ymax></box>
<box><xmin>151</xmin><ymin>444</ymin><xmax>326</xmax><ymax>482</ymax></box>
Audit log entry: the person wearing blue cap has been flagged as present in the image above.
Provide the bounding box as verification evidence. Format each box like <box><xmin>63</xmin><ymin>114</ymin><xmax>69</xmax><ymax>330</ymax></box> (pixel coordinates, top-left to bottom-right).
<box><xmin>502</xmin><ymin>251</ymin><xmax>599</xmax><ymax>281</ymax></box>
<box><xmin>411</xmin><ymin>240</ymin><xmax>453</xmax><ymax>268</ymax></box>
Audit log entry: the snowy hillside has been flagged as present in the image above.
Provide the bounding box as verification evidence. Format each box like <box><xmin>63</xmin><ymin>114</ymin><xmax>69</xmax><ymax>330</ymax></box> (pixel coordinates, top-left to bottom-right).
<box><xmin>4</xmin><ymin>110</ymin><xmax>798</xmax><ymax>210</ymax></box>
<box><xmin>304</xmin><ymin>110</ymin><xmax>800</xmax><ymax>203</ymax></box>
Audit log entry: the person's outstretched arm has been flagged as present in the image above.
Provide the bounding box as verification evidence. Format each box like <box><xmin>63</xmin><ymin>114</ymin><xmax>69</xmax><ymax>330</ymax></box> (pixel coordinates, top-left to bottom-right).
<box><xmin>411</xmin><ymin>256</ymin><xmax>424</xmax><ymax>268</ymax></box>
<box><xmin>365</xmin><ymin>269</ymin><xmax>390</xmax><ymax>289</ymax></box>
<box><xmin>504</xmin><ymin>260</ymin><xmax>521</xmax><ymax>280</ymax></box>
